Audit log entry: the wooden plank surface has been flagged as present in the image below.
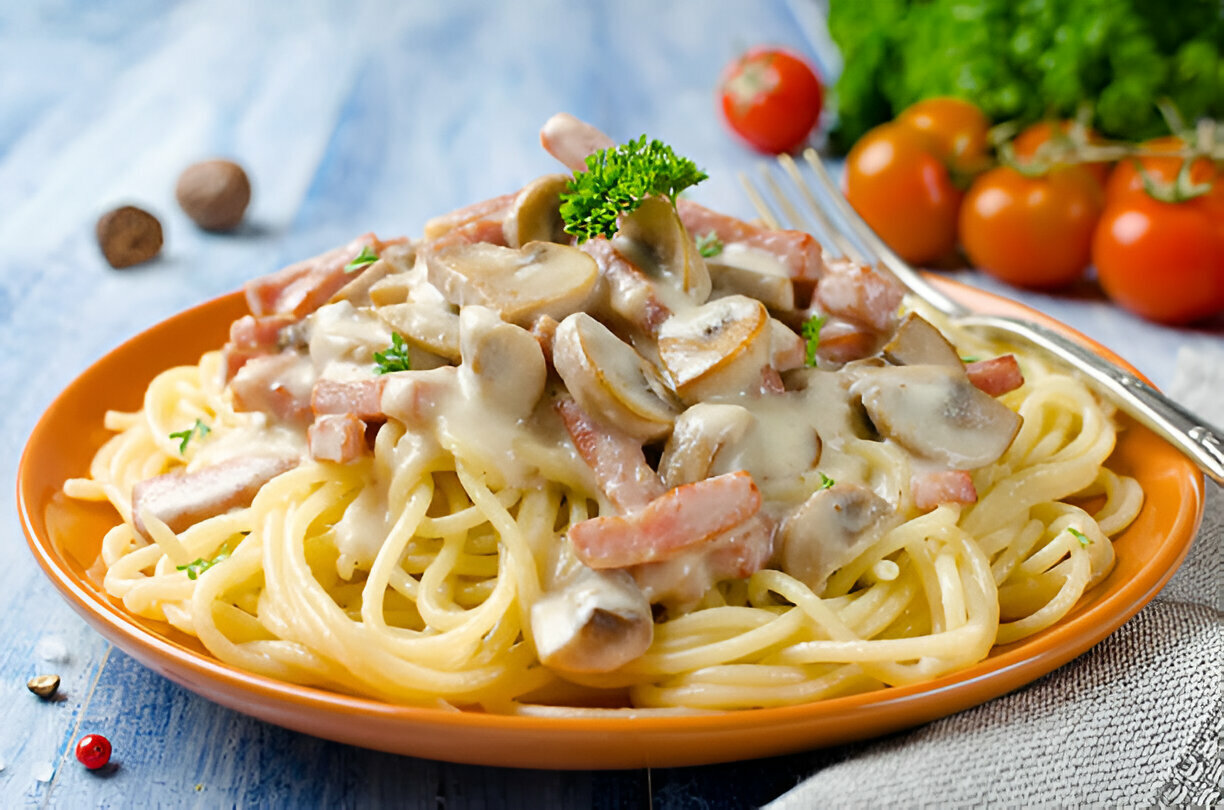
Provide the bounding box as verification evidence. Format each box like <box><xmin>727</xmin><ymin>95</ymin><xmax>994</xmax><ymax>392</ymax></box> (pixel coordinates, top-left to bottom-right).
<box><xmin>0</xmin><ymin>1</ymin><xmax>1214</xmax><ymax>807</ymax></box>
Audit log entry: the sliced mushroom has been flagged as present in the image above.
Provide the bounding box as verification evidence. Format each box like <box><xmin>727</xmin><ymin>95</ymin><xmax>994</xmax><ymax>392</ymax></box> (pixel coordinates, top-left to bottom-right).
<box><xmin>707</xmin><ymin>243</ymin><xmax>795</xmax><ymax>311</ymax></box>
<box><xmin>657</xmin><ymin>294</ymin><xmax>771</xmax><ymax>403</ymax></box>
<box><xmin>852</xmin><ymin>364</ymin><xmax>1022</xmax><ymax>469</ymax></box>
<box><xmin>552</xmin><ymin>312</ymin><xmax>678</xmax><ymax>442</ymax></box>
<box><xmin>882</xmin><ymin>312</ymin><xmax>961</xmax><ymax>367</ymax></box>
<box><xmin>612</xmin><ymin>197</ymin><xmax>711</xmax><ymax>304</ymax></box>
<box><xmin>659</xmin><ymin>403</ymin><xmax>753</xmax><ymax>487</ymax></box>
<box><xmin>457</xmin><ymin>306</ymin><xmax>547</xmax><ymax>418</ymax></box>
<box><xmin>329</xmin><ymin>242</ymin><xmax>417</xmax><ymax>307</ymax></box>
<box><xmin>770</xmin><ymin>318</ymin><xmax>807</xmax><ymax>372</ymax></box>
<box><xmin>531</xmin><ymin>565</ymin><xmax>653</xmax><ymax>674</ymax></box>
<box><xmin>778</xmin><ymin>483</ymin><xmax>899</xmax><ymax>592</ymax></box>
<box><xmin>503</xmin><ymin>173</ymin><xmax>571</xmax><ymax>248</ymax></box>
<box><xmin>376</xmin><ymin>301</ymin><xmax>462</xmax><ymax>363</ymax></box>
<box><xmin>426</xmin><ymin>241</ymin><xmax>598</xmax><ymax>327</ymax></box>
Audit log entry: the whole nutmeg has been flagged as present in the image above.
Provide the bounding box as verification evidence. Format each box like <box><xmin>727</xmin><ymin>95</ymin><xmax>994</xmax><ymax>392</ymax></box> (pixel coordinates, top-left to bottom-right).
<box><xmin>176</xmin><ymin>159</ymin><xmax>251</xmax><ymax>231</ymax></box>
<box><xmin>96</xmin><ymin>205</ymin><xmax>163</xmax><ymax>268</ymax></box>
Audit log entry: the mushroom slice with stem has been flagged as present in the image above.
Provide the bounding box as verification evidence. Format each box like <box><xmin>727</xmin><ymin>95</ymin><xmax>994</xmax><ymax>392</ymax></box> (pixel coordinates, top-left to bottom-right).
<box><xmin>503</xmin><ymin>173</ymin><xmax>572</xmax><ymax>248</ymax></box>
<box><xmin>456</xmin><ymin>306</ymin><xmax>547</xmax><ymax>419</ymax></box>
<box><xmin>852</xmin><ymin>364</ymin><xmax>1022</xmax><ymax>469</ymax></box>
<box><xmin>706</xmin><ymin>243</ymin><xmax>795</xmax><ymax>312</ymax></box>
<box><xmin>531</xmin><ymin>565</ymin><xmax>653</xmax><ymax>674</ymax></box>
<box><xmin>657</xmin><ymin>294</ymin><xmax>771</xmax><ymax>403</ymax></box>
<box><xmin>778</xmin><ymin>482</ymin><xmax>899</xmax><ymax>593</ymax></box>
<box><xmin>882</xmin><ymin>312</ymin><xmax>962</xmax><ymax>367</ymax></box>
<box><xmin>375</xmin><ymin>301</ymin><xmax>462</xmax><ymax>363</ymax></box>
<box><xmin>613</xmin><ymin>197</ymin><xmax>712</xmax><ymax>305</ymax></box>
<box><xmin>658</xmin><ymin>403</ymin><xmax>753</xmax><ymax>488</ymax></box>
<box><xmin>552</xmin><ymin>312</ymin><xmax>679</xmax><ymax>443</ymax></box>
<box><xmin>426</xmin><ymin>241</ymin><xmax>599</xmax><ymax>327</ymax></box>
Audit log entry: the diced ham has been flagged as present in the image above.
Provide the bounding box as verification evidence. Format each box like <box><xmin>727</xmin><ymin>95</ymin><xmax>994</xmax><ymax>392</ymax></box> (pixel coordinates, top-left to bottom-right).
<box><xmin>221</xmin><ymin>313</ymin><xmax>301</xmax><ymax>379</ymax></box>
<box><xmin>760</xmin><ymin>365</ymin><xmax>786</xmax><ymax>395</ymax></box>
<box><xmin>579</xmin><ymin>237</ymin><xmax>671</xmax><ymax>334</ymax></box>
<box><xmin>311</xmin><ymin>377</ymin><xmax>387</xmax><ymax>421</ymax></box>
<box><xmin>308</xmin><ymin>413</ymin><xmax>369</xmax><ymax>463</ymax></box>
<box><xmin>815</xmin><ymin>259</ymin><xmax>904</xmax><ymax>333</ymax></box>
<box><xmin>540</xmin><ymin>113</ymin><xmax>615</xmax><ymax>173</ymax></box>
<box><xmin>965</xmin><ymin>355</ymin><xmax>1024</xmax><ymax>397</ymax></box>
<box><xmin>245</xmin><ymin>233</ymin><xmax>406</xmax><ymax>320</ymax></box>
<box><xmin>423</xmin><ymin>193</ymin><xmax>516</xmax><ymax>241</ymax></box>
<box><xmin>229</xmin><ymin>352</ymin><xmax>314</xmax><ymax>425</ymax></box>
<box><xmin>556</xmin><ymin>397</ymin><xmax>665</xmax><ymax>511</ymax></box>
<box><xmin>132</xmin><ymin>455</ymin><xmax>298</xmax><ymax>537</ymax></box>
<box><xmin>631</xmin><ymin>513</ymin><xmax>776</xmax><ymax>604</ymax></box>
<box><xmin>569</xmin><ymin>471</ymin><xmax>763</xmax><ymax>569</ymax></box>
<box><xmin>912</xmin><ymin>469</ymin><xmax>978</xmax><ymax>511</ymax></box>
<box><xmin>422</xmin><ymin>217</ymin><xmax>510</xmax><ymax>253</ymax></box>
<box><xmin>677</xmin><ymin>200</ymin><xmax>825</xmax><ymax>281</ymax></box>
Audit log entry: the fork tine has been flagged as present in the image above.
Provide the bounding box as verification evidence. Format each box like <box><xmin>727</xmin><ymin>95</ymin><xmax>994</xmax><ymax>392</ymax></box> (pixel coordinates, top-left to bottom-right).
<box><xmin>775</xmin><ymin>153</ymin><xmax>866</xmax><ymax>264</ymax></box>
<box><xmin>800</xmin><ymin>148</ymin><xmax>966</xmax><ymax>318</ymax></box>
<box><xmin>736</xmin><ymin>171</ymin><xmax>781</xmax><ymax>230</ymax></box>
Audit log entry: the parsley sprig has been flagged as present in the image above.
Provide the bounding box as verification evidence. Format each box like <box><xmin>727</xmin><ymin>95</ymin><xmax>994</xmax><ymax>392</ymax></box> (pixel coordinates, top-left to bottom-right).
<box><xmin>801</xmin><ymin>314</ymin><xmax>827</xmax><ymax>368</ymax></box>
<box><xmin>696</xmin><ymin>231</ymin><xmax>723</xmax><ymax>258</ymax></box>
<box><xmin>177</xmin><ymin>544</ymin><xmax>232</xmax><ymax>581</ymax></box>
<box><xmin>560</xmin><ymin>135</ymin><xmax>708</xmax><ymax>243</ymax></box>
<box><xmin>373</xmin><ymin>332</ymin><xmax>412</xmax><ymax>374</ymax></box>
<box><xmin>169</xmin><ymin>419</ymin><xmax>211</xmax><ymax>454</ymax></box>
<box><xmin>344</xmin><ymin>245</ymin><xmax>379</xmax><ymax>273</ymax></box>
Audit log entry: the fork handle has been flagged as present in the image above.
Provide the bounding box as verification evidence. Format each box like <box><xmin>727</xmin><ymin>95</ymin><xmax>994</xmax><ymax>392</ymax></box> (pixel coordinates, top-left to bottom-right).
<box><xmin>961</xmin><ymin>315</ymin><xmax>1224</xmax><ymax>485</ymax></box>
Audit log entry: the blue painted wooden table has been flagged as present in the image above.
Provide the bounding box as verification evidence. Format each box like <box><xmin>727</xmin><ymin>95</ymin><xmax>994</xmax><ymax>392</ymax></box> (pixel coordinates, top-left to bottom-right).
<box><xmin>2</xmin><ymin>2</ymin><xmax>1219</xmax><ymax>806</ymax></box>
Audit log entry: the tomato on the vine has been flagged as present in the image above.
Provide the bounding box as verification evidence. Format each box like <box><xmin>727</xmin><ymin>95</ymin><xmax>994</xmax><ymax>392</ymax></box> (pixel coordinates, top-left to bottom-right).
<box><xmin>719</xmin><ymin>48</ymin><xmax>823</xmax><ymax>154</ymax></box>
<box><xmin>895</xmin><ymin>97</ymin><xmax>991</xmax><ymax>176</ymax></box>
<box><xmin>844</xmin><ymin>121</ymin><xmax>962</xmax><ymax>265</ymax></box>
<box><xmin>1104</xmin><ymin>135</ymin><xmax>1222</xmax><ymax>204</ymax></box>
<box><xmin>959</xmin><ymin>165</ymin><xmax>1103</xmax><ymax>289</ymax></box>
<box><xmin>1093</xmin><ymin>188</ymin><xmax>1224</xmax><ymax>325</ymax></box>
<box><xmin>1012</xmin><ymin>120</ymin><xmax>1111</xmax><ymax>188</ymax></box>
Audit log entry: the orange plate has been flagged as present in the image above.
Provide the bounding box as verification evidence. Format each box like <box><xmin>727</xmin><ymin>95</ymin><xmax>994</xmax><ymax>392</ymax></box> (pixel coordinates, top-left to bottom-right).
<box><xmin>17</xmin><ymin>278</ymin><xmax>1204</xmax><ymax>769</ymax></box>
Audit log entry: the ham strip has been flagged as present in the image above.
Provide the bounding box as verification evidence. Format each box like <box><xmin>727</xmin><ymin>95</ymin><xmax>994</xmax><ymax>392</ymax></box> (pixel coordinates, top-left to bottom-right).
<box><xmin>965</xmin><ymin>355</ymin><xmax>1024</xmax><ymax>396</ymax></box>
<box><xmin>229</xmin><ymin>352</ymin><xmax>314</xmax><ymax>425</ymax></box>
<box><xmin>815</xmin><ymin>259</ymin><xmax>904</xmax><ymax>333</ymax></box>
<box><xmin>569</xmin><ymin>471</ymin><xmax>763</xmax><ymax>569</ymax></box>
<box><xmin>677</xmin><ymin>200</ymin><xmax>825</xmax><ymax>281</ymax></box>
<box><xmin>912</xmin><ymin>470</ymin><xmax>978</xmax><ymax>511</ymax></box>
<box><xmin>308</xmin><ymin>413</ymin><xmax>369</xmax><ymax>463</ymax></box>
<box><xmin>540</xmin><ymin>113</ymin><xmax>615</xmax><ymax>172</ymax></box>
<box><xmin>556</xmin><ymin>397</ymin><xmax>664</xmax><ymax>511</ymax></box>
<box><xmin>311</xmin><ymin>378</ymin><xmax>388</xmax><ymax>421</ymax></box>
<box><xmin>132</xmin><ymin>455</ymin><xmax>298</xmax><ymax>537</ymax></box>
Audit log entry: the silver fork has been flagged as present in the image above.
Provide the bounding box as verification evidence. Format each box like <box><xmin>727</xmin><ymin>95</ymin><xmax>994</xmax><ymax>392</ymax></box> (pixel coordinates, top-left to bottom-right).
<box><xmin>741</xmin><ymin>148</ymin><xmax>1224</xmax><ymax>485</ymax></box>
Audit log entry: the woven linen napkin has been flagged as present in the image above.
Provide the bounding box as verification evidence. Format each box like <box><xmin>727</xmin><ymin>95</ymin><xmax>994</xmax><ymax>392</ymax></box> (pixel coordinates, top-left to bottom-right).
<box><xmin>769</xmin><ymin>345</ymin><xmax>1223</xmax><ymax>807</ymax></box>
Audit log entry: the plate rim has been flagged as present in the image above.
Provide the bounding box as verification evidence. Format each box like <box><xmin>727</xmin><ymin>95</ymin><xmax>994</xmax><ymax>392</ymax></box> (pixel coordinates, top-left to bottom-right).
<box><xmin>16</xmin><ymin>278</ymin><xmax>1205</xmax><ymax>768</ymax></box>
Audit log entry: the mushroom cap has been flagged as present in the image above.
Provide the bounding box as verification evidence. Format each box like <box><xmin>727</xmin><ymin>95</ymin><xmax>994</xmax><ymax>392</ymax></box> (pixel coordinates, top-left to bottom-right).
<box><xmin>852</xmin><ymin>364</ymin><xmax>1022</xmax><ymax>469</ymax></box>
<box><xmin>552</xmin><ymin>312</ymin><xmax>679</xmax><ymax>443</ymax></box>
<box><xmin>882</xmin><ymin>312</ymin><xmax>962</xmax><ymax>367</ymax></box>
<box><xmin>503</xmin><ymin>173</ymin><xmax>571</xmax><ymax>248</ymax></box>
<box><xmin>657</xmin><ymin>294</ymin><xmax>770</xmax><ymax>403</ymax></box>
<box><xmin>426</xmin><ymin>241</ymin><xmax>599</xmax><ymax>327</ymax></box>
<box><xmin>612</xmin><ymin>196</ymin><xmax>712</xmax><ymax>305</ymax></box>
<box><xmin>778</xmin><ymin>483</ymin><xmax>897</xmax><ymax>592</ymax></box>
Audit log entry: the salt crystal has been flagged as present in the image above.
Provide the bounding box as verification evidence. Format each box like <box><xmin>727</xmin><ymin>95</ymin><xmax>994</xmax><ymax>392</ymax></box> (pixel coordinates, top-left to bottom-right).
<box><xmin>33</xmin><ymin>761</ymin><xmax>54</xmax><ymax>782</ymax></box>
<box><xmin>35</xmin><ymin>636</ymin><xmax>70</xmax><ymax>664</ymax></box>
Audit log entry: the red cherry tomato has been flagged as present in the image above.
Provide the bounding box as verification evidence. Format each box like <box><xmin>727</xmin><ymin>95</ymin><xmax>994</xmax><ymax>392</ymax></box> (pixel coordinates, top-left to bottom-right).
<box><xmin>1013</xmin><ymin>120</ymin><xmax>1112</xmax><ymax>189</ymax></box>
<box><xmin>1093</xmin><ymin>192</ymin><xmax>1224</xmax><ymax>325</ymax></box>
<box><xmin>895</xmin><ymin>97</ymin><xmax>991</xmax><ymax>176</ymax></box>
<box><xmin>719</xmin><ymin>48</ymin><xmax>823</xmax><ymax>154</ymax></box>
<box><xmin>1105</xmin><ymin>135</ymin><xmax>1221</xmax><ymax>204</ymax></box>
<box><xmin>843</xmin><ymin>121</ymin><xmax>963</xmax><ymax>266</ymax></box>
<box><xmin>959</xmin><ymin>165</ymin><xmax>1103</xmax><ymax>289</ymax></box>
<box><xmin>75</xmin><ymin>733</ymin><xmax>112</xmax><ymax>770</ymax></box>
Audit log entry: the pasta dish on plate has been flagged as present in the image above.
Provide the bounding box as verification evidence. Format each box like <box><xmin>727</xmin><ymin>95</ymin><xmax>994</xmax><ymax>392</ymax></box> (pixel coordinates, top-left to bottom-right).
<box><xmin>63</xmin><ymin>114</ymin><xmax>1143</xmax><ymax>714</ymax></box>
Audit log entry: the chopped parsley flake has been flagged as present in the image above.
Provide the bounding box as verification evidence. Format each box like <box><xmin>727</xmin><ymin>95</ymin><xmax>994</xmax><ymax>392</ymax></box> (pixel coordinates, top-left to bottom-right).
<box><xmin>169</xmin><ymin>419</ymin><xmax>211</xmax><ymax>454</ymax></box>
<box><xmin>819</xmin><ymin>472</ymin><xmax>836</xmax><ymax>489</ymax></box>
<box><xmin>1068</xmin><ymin>527</ymin><xmax>1091</xmax><ymax>546</ymax></box>
<box><xmin>696</xmin><ymin>231</ymin><xmax>723</xmax><ymax>258</ymax></box>
<box><xmin>344</xmin><ymin>245</ymin><xmax>379</xmax><ymax>273</ymax></box>
<box><xmin>801</xmin><ymin>314</ymin><xmax>827</xmax><ymax>368</ymax></box>
<box><xmin>177</xmin><ymin>544</ymin><xmax>232</xmax><ymax>581</ymax></box>
<box><xmin>374</xmin><ymin>332</ymin><xmax>412</xmax><ymax>374</ymax></box>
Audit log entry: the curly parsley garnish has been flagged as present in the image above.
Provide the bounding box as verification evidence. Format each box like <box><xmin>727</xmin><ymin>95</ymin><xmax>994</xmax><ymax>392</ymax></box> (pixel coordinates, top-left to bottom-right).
<box><xmin>801</xmin><ymin>314</ymin><xmax>827</xmax><ymax>368</ymax></box>
<box><xmin>373</xmin><ymin>332</ymin><xmax>412</xmax><ymax>374</ymax></box>
<box><xmin>560</xmin><ymin>135</ymin><xmax>708</xmax><ymax>243</ymax></box>
<box><xmin>344</xmin><ymin>245</ymin><xmax>379</xmax><ymax>273</ymax></box>
<box><xmin>169</xmin><ymin>419</ymin><xmax>211</xmax><ymax>454</ymax></box>
<box><xmin>696</xmin><ymin>231</ymin><xmax>723</xmax><ymax>258</ymax></box>
<box><xmin>177</xmin><ymin>544</ymin><xmax>232</xmax><ymax>581</ymax></box>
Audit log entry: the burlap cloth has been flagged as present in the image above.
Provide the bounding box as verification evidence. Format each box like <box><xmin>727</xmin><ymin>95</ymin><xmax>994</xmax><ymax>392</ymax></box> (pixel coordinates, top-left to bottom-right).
<box><xmin>770</xmin><ymin>345</ymin><xmax>1223</xmax><ymax>807</ymax></box>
